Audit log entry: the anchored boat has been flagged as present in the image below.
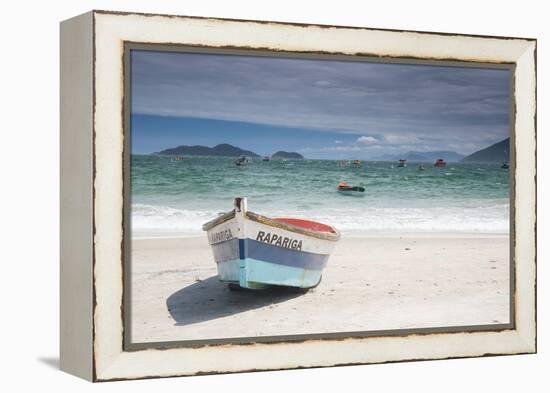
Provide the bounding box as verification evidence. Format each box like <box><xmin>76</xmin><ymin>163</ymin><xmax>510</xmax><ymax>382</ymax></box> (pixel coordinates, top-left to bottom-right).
<box><xmin>337</xmin><ymin>181</ymin><xmax>365</xmax><ymax>195</ymax></box>
<box><xmin>235</xmin><ymin>156</ymin><xmax>249</xmax><ymax>166</ymax></box>
<box><xmin>337</xmin><ymin>160</ymin><xmax>352</xmax><ymax>167</ymax></box>
<box><xmin>202</xmin><ymin>198</ymin><xmax>340</xmax><ymax>290</ymax></box>
<box><xmin>434</xmin><ymin>158</ymin><xmax>446</xmax><ymax>167</ymax></box>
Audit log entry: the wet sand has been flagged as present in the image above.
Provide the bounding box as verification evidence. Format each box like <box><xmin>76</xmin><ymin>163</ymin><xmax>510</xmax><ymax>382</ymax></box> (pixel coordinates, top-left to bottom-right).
<box><xmin>129</xmin><ymin>234</ymin><xmax>510</xmax><ymax>344</ymax></box>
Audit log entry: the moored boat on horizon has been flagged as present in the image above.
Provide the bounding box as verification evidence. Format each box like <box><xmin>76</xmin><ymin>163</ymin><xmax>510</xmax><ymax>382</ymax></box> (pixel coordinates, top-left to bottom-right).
<box><xmin>434</xmin><ymin>158</ymin><xmax>446</xmax><ymax>167</ymax></box>
<box><xmin>337</xmin><ymin>160</ymin><xmax>351</xmax><ymax>167</ymax></box>
<box><xmin>235</xmin><ymin>155</ymin><xmax>249</xmax><ymax>166</ymax></box>
<box><xmin>397</xmin><ymin>159</ymin><xmax>407</xmax><ymax>168</ymax></box>
<box><xmin>202</xmin><ymin>198</ymin><xmax>340</xmax><ymax>290</ymax></box>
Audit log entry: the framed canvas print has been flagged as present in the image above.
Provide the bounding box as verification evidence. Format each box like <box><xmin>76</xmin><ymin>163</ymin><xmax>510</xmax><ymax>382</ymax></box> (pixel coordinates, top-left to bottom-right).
<box><xmin>60</xmin><ymin>10</ymin><xmax>537</xmax><ymax>381</ymax></box>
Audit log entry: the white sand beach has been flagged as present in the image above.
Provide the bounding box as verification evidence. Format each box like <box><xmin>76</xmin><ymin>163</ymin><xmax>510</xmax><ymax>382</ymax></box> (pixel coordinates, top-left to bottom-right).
<box><xmin>129</xmin><ymin>233</ymin><xmax>510</xmax><ymax>344</ymax></box>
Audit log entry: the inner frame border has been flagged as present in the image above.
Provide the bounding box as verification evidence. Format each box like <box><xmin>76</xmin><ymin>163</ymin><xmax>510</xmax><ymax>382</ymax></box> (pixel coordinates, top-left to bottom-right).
<box><xmin>122</xmin><ymin>42</ymin><xmax>517</xmax><ymax>352</ymax></box>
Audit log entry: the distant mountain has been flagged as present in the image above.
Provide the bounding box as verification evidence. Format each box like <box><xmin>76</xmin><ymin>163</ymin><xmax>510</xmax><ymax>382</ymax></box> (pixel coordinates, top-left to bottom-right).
<box><xmin>156</xmin><ymin>143</ymin><xmax>260</xmax><ymax>157</ymax></box>
<box><xmin>372</xmin><ymin>150</ymin><xmax>464</xmax><ymax>162</ymax></box>
<box><xmin>461</xmin><ymin>138</ymin><xmax>510</xmax><ymax>163</ymax></box>
<box><xmin>400</xmin><ymin>152</ymin><xmax>432</xmax><ymax>162</ymax></box>
<box><xmin>272</xmin><ymin>151</ymin><xmax>304</xmax><ymax>159</ymax></box>
<box><xmin>370</xmin><ymin>154</ymin><xmax>396</xmax><ymax>161</ymax></box>
<box><xmin>403</xmin><ymin>151</ymin><xmax>465</xmax><ymax>162</ymax></box>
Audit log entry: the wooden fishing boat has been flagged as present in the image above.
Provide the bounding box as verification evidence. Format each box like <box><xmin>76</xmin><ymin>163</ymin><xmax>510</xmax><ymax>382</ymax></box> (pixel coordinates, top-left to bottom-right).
<box><xmin>397</xmin><ymin>159</ymin><xmax>407</xmax><ymax>167</ymax></box>
<box><xmin>202</xmin><ymin>198</ymin><xmax>340</xmax><ymax>290</ymax></box>
<box><xmin>434</xmin><ymin>158</ymin><xmax>446</xmax><ymax>167</ymax></box>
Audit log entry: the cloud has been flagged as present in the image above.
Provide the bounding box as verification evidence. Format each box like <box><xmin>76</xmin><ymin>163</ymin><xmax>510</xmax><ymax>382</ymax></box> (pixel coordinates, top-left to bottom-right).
<box><xmin>317</xmin><ymin>146</ymin><xmax>362</xmax><ymax>152</ymax></box>
<box><xmin>384</xmin><ymin>134</ymin><xmax>420</xmax><ymax>144</ymax></box>
<box><xmin>334</xmin><ymin>140</ymin><xmax>344</xmax><ymax>144</ymax></box>
<box><xmin>315</xmin><ymin>80</ymin><xmax>331</xmax><ymax>87</ymax></box>
<box><xmin>131</xmin><ymin>50</ymin><xmax>511</xmax><ymax>155</ymax></box>
<box><xmin>357</xmin><ymin>136</ymin><xmax>379</xmax><ymax>144</ymax></box>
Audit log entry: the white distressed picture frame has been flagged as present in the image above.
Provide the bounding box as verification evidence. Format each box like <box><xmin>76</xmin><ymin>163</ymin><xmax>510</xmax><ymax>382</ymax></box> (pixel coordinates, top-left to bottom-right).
<box><xmin>60</xmin><ymin>10</ymin><xmax>536</xmax><ymax>381</ymax></box>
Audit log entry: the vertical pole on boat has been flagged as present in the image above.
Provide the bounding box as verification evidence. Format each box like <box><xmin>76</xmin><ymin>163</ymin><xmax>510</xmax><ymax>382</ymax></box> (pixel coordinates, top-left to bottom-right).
<box><xmin>234</xmin><ymin>197</ymin><xmax>247</xmax><ymax>215</ymax></box>
<box><xmin>234</xmin><ymin>197</ymin><xmax>249</xmax><ymax>287</ymax></box>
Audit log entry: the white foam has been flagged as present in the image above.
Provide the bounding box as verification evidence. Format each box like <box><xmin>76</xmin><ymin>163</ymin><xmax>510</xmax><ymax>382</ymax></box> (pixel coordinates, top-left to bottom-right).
<box><xmin>311</xmin><ymin>205</ymin><xmax>510</xmax><ymax>234</ymax></box>
<box><xmin>131</xmin><ymin>203</ymin><xmax>510</xmax><ymax>237</ymax></box>
<box><xmin>132</xmin><ymin>204</ymin><xmax>218</xmax><ymax>232</ymax></box>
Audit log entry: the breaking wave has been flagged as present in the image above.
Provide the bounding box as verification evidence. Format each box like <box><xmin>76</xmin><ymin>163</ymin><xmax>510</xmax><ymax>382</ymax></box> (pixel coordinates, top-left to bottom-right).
<box><xmin>132</xmin><ymin>203</ymin><xmax>509</xmax><ymax>237</ymax></box>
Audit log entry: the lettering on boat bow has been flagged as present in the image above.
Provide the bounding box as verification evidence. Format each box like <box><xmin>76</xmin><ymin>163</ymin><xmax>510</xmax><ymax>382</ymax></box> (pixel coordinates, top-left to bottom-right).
<box><xmin>209</xmin><ymin>228</ymin><xmax>234</xmax><ymax>244</ymax></box>
<box><xmin>256</xmin><ymin>231</ymin><xmax>303</xmax><ymax>251</ymax></box>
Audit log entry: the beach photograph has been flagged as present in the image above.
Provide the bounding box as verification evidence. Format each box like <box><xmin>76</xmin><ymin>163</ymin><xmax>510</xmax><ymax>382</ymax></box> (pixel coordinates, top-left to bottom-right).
<box><xmin>127</xmin><ymin>49</ymin><xmax>511</xmax><ymax>345</ymax></box>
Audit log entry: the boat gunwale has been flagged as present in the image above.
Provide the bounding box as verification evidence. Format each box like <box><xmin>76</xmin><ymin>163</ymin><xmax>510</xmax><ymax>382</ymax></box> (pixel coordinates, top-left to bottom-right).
<box><xmin>246</xmin><ymin>211</ymin><xmax>340</xmax><ymax>241</ymax></box>
<box><xmin>201</xmin><ymin>210</ymin><xmax>236</xmax><ymax>231</ymax></box>
<box><xmin>202</xmin><ymin>209</ymin><xmax>341</xmax><ymax>241</ymax></box>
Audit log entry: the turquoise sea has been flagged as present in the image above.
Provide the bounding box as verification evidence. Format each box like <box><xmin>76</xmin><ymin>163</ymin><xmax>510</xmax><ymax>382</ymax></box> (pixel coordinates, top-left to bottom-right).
<box><xmin>131</xmin><ymin>155</ymin><xmax>510</xmax><ymax>237</ymax></box>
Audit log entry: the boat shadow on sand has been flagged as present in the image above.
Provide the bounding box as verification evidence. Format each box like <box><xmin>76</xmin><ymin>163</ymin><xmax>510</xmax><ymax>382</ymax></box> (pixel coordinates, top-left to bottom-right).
<box><xmin>166</xmin><ymin>275</ymin><xmax>305</xmax><ymax>326</ymax></box>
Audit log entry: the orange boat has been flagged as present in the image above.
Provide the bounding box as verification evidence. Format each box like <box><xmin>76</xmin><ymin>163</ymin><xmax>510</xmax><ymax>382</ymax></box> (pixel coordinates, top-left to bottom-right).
<box><xmin>337</xmin><ymin>181</ymin><xmax>365</xmax><ymax>194</ymax></box>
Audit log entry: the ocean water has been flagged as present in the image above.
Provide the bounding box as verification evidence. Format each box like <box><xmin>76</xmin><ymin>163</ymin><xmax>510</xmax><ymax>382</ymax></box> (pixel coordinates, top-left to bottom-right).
<box><xmin>131</xmin><ymin>155</ymin><xmax>510</xmax><ymax>237</ymax></box>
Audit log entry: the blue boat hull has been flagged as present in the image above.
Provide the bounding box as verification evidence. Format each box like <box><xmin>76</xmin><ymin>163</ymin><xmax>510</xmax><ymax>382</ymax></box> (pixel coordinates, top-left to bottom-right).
<box><xmin>218</xmin><ymin>258</ymin><xmax>323</xmax><ymax>289</ymax></box>
<box><xmin>212</xmin><ymin>238</ymin><xmax>327</xmax><ymax>289</ymax></box>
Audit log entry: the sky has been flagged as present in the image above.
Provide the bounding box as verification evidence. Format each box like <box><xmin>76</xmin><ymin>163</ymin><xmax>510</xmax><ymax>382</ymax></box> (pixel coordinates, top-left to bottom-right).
<box><xmin>130</xmin><ymin>49</ymin><xmax>511</xmax><ymax>159</ymax></box>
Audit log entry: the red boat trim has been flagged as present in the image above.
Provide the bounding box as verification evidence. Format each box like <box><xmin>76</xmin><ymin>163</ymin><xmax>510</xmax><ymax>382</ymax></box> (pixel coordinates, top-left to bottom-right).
<box><xmin>273</xmin><ymin>217</ymin><xmax>336</xmax><ymax>234</ymax></box>
<box><xmin>246</xmin><ymin>212</ymin><xmax>340</xmax><ymax>241</ymax></box>
<box><xmin>202</xmin><ymin>209</ymin><xmax>341</xmax><ymax>241</ymax></box>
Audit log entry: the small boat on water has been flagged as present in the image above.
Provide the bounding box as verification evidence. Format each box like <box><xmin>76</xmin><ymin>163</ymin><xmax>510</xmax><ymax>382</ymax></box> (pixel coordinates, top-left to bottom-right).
<box><xmin>501</xmin><ymin>162</ymin><xmax>509</xmax><ymax>169</ymax></box>
<box><xmin>336</xmin><ymin>181</ymin><xmax>365</xmax><ymax>195</ymax></box>
<box><xmin>202</xmin><ymin>198</ymin><xmax>340</xmax><ymax>290</ymax></box>
<box><xmin>338</xmin><ymin>160</ymin><xmax>351</xmax><ymax>167</ymax></box>
<box><xmin>352</xmin><ymin>160</ymin><xmax>361</xmax><ymax>166</ymax></box>
<box><xmin>419</xmin><ymin>164</ymin><xmax>426</xmax><ymax>171</ymax></box>
<box><xmin>397</xmin><ymin>159</ymin><xmax>407</xmax><ymax>168</ymax></box>
<box><xmin>171</xmin><ymin>155</ymin><xmax>183</xmax><ymax>162</ymax></box>
<box><xmin>235</xmin><ymin>156</ymin><xmax>249</xmax><ymax>166</ymax></box>
<box><xmin>262</xmin><ymin>156</ymin><xmax>271</xmax><ymax>161</ymax></box>
<box><xmin>434</xmin><ymin>158</ymin><xmax>446</xmax><ymax>167</ymax></box>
